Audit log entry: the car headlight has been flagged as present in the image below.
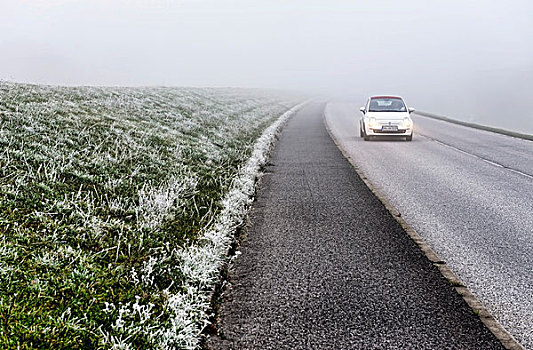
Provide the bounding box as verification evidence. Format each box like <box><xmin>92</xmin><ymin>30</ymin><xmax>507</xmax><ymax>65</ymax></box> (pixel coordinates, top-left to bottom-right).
<box><xmin>368</xmin><ymin>117</ymin><xmax>379</xmax><ymax>129</ymax></box>
<box><xmin>402</xmin><ymin>117</ymin><xmax>412</xmax><ymax>128</ymax></box>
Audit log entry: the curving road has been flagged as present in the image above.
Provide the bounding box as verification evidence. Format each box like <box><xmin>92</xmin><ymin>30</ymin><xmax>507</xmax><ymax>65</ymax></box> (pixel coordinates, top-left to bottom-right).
<box><xmin>209</xmin><ymin>102</ymin><xmax>505</xmax><ymax>349</ymax></box>
<box><xmin>325</xmin><ymin>102</ymin><xmax>533</xmax><ymax>349</ymax></box>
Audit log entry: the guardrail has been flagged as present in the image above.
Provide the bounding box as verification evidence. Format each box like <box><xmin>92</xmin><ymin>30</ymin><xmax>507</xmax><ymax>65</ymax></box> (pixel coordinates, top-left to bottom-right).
<box><xmin>413</xmin><ymin>111</ymin><xmax>533</xmax><ymax>141</ymax></box>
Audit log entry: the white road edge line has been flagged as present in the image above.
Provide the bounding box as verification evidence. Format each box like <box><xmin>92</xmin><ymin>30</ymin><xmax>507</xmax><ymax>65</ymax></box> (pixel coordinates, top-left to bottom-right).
<box><xmin>418</xmin><ymin>133</ymin><xmax>533</xmax><ymax>181</ymax></box>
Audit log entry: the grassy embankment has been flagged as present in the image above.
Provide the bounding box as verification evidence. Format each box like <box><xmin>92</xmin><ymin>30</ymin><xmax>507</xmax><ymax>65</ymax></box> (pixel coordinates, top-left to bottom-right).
<box><xmin>0</xmin><ymin>82</ymin><xmax>299</xmax><ymax>349</ymax></box>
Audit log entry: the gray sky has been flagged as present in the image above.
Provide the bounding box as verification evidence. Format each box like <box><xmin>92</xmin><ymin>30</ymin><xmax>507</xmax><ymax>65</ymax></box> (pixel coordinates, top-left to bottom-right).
<box><xmin>1</xmin><ymin>0</ymin><xmax>532</xmax><ymax>131</ymax></box>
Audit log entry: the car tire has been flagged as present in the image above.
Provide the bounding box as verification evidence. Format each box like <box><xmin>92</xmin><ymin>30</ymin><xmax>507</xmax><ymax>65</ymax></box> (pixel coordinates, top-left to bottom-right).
<box><xmin>359</xmin><ymin>125</ymin><xmax>364</xmax><ymax>138</ymax></box>
<box><xmin>406</xmin><ymin>134</ymin><xmax>413</xmax><ymax>141</ymax></box>
<box><xmin>362</xmin><ymin>124</ymin><xmax>370</xmax><ymax>140</ymax></box>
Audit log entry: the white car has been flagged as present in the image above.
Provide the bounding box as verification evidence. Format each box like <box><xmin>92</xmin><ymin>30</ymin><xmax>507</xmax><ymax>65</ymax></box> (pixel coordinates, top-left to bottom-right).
<box><xmin>359</xmin><ymin>95</ymin><xmax>414</xmax><ymax>141</ymax></box>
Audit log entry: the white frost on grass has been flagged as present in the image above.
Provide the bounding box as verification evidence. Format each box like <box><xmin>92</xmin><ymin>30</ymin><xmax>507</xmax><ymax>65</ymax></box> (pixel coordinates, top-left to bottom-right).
<box><xmin>0</xmin><ymin>238</ymin><xmax>16</xmax><ymax>276</ymax></box>
<box><xmin>136</xmin><ymin>176</ymin><xmax>198</xmax><ymax>231</ymax></box>
<box><xmin>0</xmin><ymin>81</ymin><xmax>306</xmax><ymax>349</ymax></box>
<box><xmin>156</xmin><ymin>101</ymin><xmax>307</xmax><ymax>349</ymax></box>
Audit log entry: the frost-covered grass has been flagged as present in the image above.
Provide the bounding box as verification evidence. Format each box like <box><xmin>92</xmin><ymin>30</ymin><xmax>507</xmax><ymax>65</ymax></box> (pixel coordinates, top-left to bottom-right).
<box><xmin>0</xmin><ymin>81</ymin><xmax>302</xmax><ymax>349</ymax></box>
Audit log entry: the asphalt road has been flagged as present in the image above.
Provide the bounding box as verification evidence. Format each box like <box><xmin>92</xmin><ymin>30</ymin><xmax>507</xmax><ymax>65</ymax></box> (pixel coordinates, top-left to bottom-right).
<box><xmin>325</xmin><ymin>102</ymin><xmax>533</xmax><ymax>349</ymax></box>
<box><xmin>208</xmin><ymin>102</ymin><xmax>505</xmax><ymax>350</ymax></box>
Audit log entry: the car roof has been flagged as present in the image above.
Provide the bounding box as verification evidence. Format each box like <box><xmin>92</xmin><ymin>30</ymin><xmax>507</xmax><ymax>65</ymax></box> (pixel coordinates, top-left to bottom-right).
<box><xmin>370</xmin><ymin>95</ymin><xmax>403</xmax><ymax>100</ymax></box>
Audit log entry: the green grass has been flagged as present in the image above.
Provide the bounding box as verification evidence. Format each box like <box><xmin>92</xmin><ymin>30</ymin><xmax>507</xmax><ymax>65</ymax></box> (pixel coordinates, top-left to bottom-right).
<box><xmin>0</xmin><ymin>82</ymin><xmax>300</xmax><ymax>349</ymax></box>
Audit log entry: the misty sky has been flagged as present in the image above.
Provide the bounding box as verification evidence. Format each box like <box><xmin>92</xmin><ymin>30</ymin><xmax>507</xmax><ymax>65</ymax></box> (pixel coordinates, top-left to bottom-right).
<box><xmin>1</xmin><ymin>0</ymin><xmax>532</xmax><ymax>131</ymax></box>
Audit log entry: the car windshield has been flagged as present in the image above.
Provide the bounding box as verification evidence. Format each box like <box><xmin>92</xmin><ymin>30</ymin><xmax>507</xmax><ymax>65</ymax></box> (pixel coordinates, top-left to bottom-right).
<box><xmin>368</xmin><ymin>97</ymin><xmax>406</xmax><ymax>112</ymax></box>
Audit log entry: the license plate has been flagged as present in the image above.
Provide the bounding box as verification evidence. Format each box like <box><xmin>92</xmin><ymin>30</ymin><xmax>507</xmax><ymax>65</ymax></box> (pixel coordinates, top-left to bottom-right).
<box><xmin>382</xmin><ymin>125</ymin><xmax>398</xmax><ymax>132</ymax></box>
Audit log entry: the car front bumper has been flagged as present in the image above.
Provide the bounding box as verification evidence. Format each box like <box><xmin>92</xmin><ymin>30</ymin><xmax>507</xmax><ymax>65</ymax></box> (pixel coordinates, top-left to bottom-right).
<box><xmin>365</xmin><ymin>126</ymin><xmax>413</xmax><ymax>136</ymax></box>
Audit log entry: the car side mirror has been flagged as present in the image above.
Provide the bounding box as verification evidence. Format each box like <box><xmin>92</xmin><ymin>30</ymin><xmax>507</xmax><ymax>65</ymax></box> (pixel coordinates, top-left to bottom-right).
<box><xmin>408</xmin><ymin>107</ymin><xmax>415</xmax><ymax>113</ymax></box>
<box><xmin>360</xmin><ymin>107</ymin><xmax>366</xmax><ymax>114</ymax></box>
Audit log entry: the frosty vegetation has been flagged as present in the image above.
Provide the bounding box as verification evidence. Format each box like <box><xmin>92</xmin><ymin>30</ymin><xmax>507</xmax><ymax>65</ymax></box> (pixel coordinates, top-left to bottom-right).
<box><xmin>0</xmin><ymin>81</ymin><xmax>302</xmax><ymax>349</ymax></box>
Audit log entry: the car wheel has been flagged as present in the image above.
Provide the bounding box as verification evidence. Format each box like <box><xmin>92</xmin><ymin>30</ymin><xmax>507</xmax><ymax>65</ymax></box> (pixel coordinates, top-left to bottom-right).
<box><xmin>359</xmin><ymin>125</ymin><xmax>364</xmax><ymax>138</ymax></box>
<box><xmin>362</xmin><ymin>123</ymin><xmax>370</xmax><ymax>140</ymax></box>
<box><xmin>406</xmin><ymin>134</ymin><xmax>413</xmax><ymax>141</ymax></box>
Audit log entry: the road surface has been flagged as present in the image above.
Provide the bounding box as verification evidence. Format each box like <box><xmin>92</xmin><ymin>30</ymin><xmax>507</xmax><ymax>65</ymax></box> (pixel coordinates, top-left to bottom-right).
<box><xmin>325</xmin><ymin>102</ymin><xmax>533</xmax><ymax>349</ymax></box>
<box><xmin>208</xmin><ymin>102</ymin><xmax>505</xmax><ymax>349</ymax></box>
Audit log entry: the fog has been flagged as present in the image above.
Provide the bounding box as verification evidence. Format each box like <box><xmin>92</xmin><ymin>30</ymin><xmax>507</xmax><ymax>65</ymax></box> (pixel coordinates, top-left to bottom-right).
<box><xmin>1</xmin><ymin>0</ymin><xmax>532</xmax><ymax>133</ymax></box>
